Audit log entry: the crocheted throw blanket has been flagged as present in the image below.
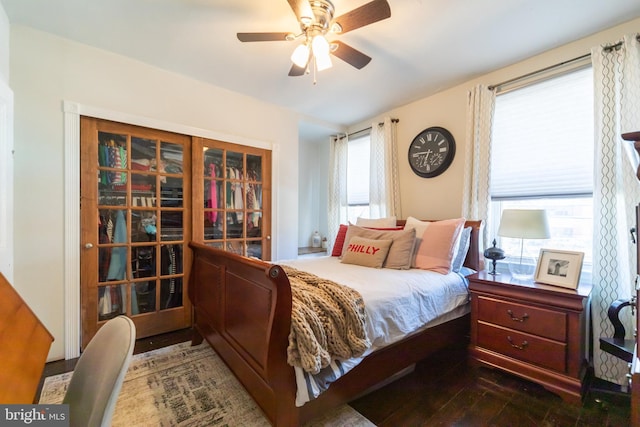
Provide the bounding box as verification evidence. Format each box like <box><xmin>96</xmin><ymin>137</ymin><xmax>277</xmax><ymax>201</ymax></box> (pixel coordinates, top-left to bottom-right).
<box><xmin>282</xmin><ymin>266</ymin><xmax>371</xmax><ymax>374</ymax></box>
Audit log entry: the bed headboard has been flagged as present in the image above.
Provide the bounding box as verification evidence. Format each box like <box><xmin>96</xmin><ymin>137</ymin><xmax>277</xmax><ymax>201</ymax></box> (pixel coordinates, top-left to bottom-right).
<box><xmin>395</xmin><ymin>219</ymin><xmax>484</xmax><ymax>272</ymax></box>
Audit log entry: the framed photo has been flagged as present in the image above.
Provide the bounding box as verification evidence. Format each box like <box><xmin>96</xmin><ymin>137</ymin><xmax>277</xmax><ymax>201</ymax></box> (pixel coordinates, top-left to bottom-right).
<box><xmin>534</xmin><ymin>249</ymin><xmax>584</xmax><ymax>289</ymax></box>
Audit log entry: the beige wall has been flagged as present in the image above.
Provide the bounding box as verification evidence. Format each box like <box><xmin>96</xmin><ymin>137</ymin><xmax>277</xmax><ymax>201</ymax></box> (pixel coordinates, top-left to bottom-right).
<box><xmin>298</xmin><ymin>138</ymin><xmax>329</xmax><ymax>247</ymax></box>
<box><xmin>10</xmin><ymin>26</ymin><xmax>301</xmax><ymax>360</ymax></box>
<box><xmin>349</xmin><ymin>17</ymin><xmax>640</xmax><ymax>222</ymax></box>
<box><xmin>0</xmin><ymin>3</ymin><xmax>8</xmax><ymax>83</ymax></box>
<box><xmin>0</xmin><ymin>2</ymin><xmax>12</xmax><ymax>282</ymax></box>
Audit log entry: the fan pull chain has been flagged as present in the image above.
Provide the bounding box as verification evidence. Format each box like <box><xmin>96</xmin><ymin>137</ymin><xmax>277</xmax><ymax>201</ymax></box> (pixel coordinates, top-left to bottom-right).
<box><xmin>312</xmin><ymin>56</ymin><xmax>318</xmax><ymax>85</ymax></box>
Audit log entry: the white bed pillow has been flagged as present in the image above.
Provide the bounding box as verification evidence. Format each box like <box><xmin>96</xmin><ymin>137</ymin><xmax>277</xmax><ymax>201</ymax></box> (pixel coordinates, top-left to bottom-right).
<box><xmin>403</xmin><ymin>216</ymin><xmax>432</xmax><ymax>267</ymax></box>
<box><xmin>355</xmin><ymin>216</ymin><xmax>397</xmax><ymax>228</ymax></box>
<box><xmin>451</xmin><ymin>227</ymin><xmax>472</xmax><ymax>273</ymax></box>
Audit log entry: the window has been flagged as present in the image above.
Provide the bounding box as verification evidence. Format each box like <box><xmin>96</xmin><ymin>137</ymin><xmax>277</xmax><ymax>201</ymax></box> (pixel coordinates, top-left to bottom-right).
<box><xmin>346</xmin><ymin>133</ymin><xmax>370</xmax><ymax>223</ymax></box>
<box><xmin>490</xmin><ymin>66</ymin><xmax>594</xmax><ymax>275</ymax></box>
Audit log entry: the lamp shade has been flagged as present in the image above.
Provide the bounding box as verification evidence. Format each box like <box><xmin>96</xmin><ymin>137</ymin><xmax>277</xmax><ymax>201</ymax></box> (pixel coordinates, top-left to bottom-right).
<box><xmin>291</xmin><ymin>43</ymin><xmax>310</xmax><ymax>68</ymax></box>
<box><xmin>497</xmin><ymin>209</ymin><xmax>550</xmax><ymax>239</ymax></box>
<box><xmin>315</xmin><ymin>51</ymin><xmax>332</xmax><ymax>71</ymax></box>
<box><xmin>311</xmin><ymin>35</ymin><xmax>332</xmax><ymax>71</ymax></box>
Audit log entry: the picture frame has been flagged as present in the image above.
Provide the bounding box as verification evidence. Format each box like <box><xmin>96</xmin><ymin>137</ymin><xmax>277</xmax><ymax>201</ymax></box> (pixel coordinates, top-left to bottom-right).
<box><xmin>534</xmin><ymin>249</ymin><xmax>584</xmax><ymax>289</ymax></box>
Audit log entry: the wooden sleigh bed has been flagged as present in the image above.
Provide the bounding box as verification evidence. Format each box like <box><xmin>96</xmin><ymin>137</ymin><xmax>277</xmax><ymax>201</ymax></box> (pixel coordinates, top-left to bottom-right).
<box><xmin>188</xmin><ymin>219</ymin><xmax>483</xmax><ymax>426</ymax></box>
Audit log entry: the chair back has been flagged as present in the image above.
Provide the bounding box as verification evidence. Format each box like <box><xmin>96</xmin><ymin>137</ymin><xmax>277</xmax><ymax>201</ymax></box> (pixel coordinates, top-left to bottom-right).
<box><xmin>63</xmin><ymin>316</ymin><xmax>136</xmax><ymax>427</ymax></box>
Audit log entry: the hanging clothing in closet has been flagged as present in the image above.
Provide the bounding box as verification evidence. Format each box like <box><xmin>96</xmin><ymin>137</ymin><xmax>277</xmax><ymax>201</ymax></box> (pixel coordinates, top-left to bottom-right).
<box><xmin>225</xmin><ymin>167</ymin><xmax>244</xmax><ymax>225</ymax></box>
<box><xmin>233</xmin><ymin>169</ymin><xmax>244</xmax><ymax>219</ymax></box>
<box><xmin>98</xmin><ymin>213</ymin><xmax>111</xmax><ymax>282</ymax></box>
<box><xmin>99</xmin><ymin>210</ymin><xmax>127</xmax><ymax>317</ymax></box>
<box><xmin>246</xmin><ymin>168</ymin><xmax>261</xmax><ymax>228</ymax></box>
<box><xmin>161</xmin><ymin>244</ymin><xmax>183</xmax><ymax>309</ymax></box>
<box><xmin>98</xmin><ymin>139</ymin><xmax>127</xmax><ymax>185</ymax></box>
<box><xmin>106</xmin><ymin>210</ymin><xmax>127</xmax><ymax>280</ymax></box>
<box><xmin>207</xmin><ymin>163</ymin><xmax>218</xmax><ymax>224</ymax></box>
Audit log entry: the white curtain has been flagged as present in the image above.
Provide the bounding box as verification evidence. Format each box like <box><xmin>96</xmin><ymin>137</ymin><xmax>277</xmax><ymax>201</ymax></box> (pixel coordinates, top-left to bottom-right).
<box><xmin>369</xmin><ymin>117</ymin><xmax>401</xmax><ymax>219</ymax></box>
<box><xmin>592</xmin><ymin>34</ymin><xmax>640</xmax><ymax>385</ymax></box>
<box><xmin>327</xmin><ymin>134</ymin><xmax>348</xmax><ymax>254</ymax></box>
<box><xmin>462</xmin><ymin>85</ymin><xmax>495</xmax><ymax>251</ymax></box>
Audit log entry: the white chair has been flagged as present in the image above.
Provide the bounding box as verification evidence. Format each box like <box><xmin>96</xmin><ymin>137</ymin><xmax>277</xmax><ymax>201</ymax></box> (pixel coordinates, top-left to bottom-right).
<box><xmin>63</xmin><ymin>316</ymin><xmax>136</xmax><ymax>427</ymax></box>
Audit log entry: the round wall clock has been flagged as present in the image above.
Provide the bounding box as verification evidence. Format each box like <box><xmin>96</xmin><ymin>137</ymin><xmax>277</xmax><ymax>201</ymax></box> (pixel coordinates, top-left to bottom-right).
<box><xmin>408</xmin><ymin>126</ymin><xmax>456</xmax><ymax>178</ymax></box>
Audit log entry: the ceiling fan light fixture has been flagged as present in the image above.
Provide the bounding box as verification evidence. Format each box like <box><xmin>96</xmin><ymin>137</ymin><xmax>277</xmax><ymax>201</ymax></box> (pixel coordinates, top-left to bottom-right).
<box><xmin>311</xmin><ymin>35</ymin><xmax>332</xmax><ymax>71</ymax></box>
<box><xmin>291</xmin><ymin>43</ymin><xmax>310</xmax><ymax>67</ymax></box>
<box><xmin>315</xmin><ymin>51</ymin><xmax>332</xmax><ymax>71</ymax></box>
<box><xmin>311</xmin><ymin>34</ymin><xmax>330</xmax><ymax>56</ymax></box>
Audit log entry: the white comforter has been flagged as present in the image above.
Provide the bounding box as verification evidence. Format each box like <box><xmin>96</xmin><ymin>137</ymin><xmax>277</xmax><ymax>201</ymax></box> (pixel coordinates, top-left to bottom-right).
<box><xmin>278</xmin><ymin>256</ymin><xmax>471</xmax><ymax>406</ymax></box>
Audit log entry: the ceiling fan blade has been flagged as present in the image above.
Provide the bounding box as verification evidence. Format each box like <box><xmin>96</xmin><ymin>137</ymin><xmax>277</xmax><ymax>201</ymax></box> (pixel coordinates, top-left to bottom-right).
<box><xmin>237</xmin><ymin>32</ymin><xmax>291</xmax><ymax>42</ymax></box>
<box><xmin>288</xmin><ymin>63</ymin><xmax>307</xmax><ymax>76</ymax></box>
<box><xmin>330</xmin><ymin>41</ymin><xmax>371</xmax><ymax>69</ymax></box>
<box><xmin>286</xmin><ymin>0</ymin><xmax>313</xmax><ymax>21</ymax></box>
<box><xmin>333</xmin><ymin>0</ymin><xmax>391</xmax><ymax>34</ymax></box>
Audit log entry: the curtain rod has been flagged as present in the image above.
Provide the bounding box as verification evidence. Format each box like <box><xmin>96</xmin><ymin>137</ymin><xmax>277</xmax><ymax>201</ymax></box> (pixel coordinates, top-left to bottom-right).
<box><xmin>602</xmin><ymin>33</ymin><xmax>640</xmax><ymax>52</ymax></box>
<box><xmin>489</xmin><ymin>33</ymin><xmax>640</xmax><ymax>92</ymax></box>
<box><xmin>488</xmin><ymin>53</ymin><xmax>591</xmax><ymax>91</ymax></box>
<box><xmin>337</xmin><ymin>118</ymin><xmax>399</xmax><ymax>140</ymax></box>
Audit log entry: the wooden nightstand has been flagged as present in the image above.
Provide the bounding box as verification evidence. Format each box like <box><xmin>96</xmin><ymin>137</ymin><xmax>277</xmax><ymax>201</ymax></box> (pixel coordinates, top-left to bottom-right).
<box><xmin>468</xmin><ymin>270</ymin><xmax>592</xmax><ymax>404</ymax></box>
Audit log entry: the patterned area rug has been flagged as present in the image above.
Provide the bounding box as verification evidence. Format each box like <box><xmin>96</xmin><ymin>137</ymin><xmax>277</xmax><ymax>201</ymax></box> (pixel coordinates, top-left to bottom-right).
<box><xmin>39</xmin><ymin>341</ymin><xmax>374</xmax><ymax>426</ymax></box>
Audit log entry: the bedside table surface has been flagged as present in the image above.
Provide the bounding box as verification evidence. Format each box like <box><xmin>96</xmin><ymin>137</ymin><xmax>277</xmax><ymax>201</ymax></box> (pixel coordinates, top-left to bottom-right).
<box><xmin>468</xmin><ymin>270</ymin><xmax>592</xmax><ymax>300</ymax></box>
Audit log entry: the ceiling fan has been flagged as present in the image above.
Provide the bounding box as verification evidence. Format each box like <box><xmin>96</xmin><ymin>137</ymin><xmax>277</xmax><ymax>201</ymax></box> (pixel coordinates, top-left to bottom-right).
<box><xmin>237</xmin><ymin>0</ymin><xmax>391</xmax><ymax>78</ymax></box>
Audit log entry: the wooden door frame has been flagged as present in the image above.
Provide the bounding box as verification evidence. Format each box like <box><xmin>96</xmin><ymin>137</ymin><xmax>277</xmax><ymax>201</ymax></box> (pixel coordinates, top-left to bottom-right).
<box><xmin>63</xmin><ymin>101</ymin><xmax>278</xmax><ymax>359</ymax></box>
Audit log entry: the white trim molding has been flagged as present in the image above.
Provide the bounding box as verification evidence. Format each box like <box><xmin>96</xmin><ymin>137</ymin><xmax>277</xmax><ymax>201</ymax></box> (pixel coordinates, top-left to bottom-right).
<box><xmin>63</xmin><ymin>103</ymin><xmax>81</xmax><ymax>358</ymax></box>
<box><xmin>63</xmin><ymin>101</ymin><xmax>277</xmax><ymax>358</ymax></box>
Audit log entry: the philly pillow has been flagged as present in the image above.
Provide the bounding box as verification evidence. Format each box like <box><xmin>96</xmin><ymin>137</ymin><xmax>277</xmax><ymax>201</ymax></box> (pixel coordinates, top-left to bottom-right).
<box><xmin>341</xmin><ymin>236</ymin><xmax>393</xmax><ymax>268</ymax></box>
<box><xmin>340</xmin><ymin>225</ymin><xmax>416</xmax><ymax>269</ymax></box>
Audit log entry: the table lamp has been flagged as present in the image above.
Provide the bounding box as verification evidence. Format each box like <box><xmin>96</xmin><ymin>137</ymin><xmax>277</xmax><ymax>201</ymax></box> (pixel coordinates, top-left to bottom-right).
<box><xmin>498</xmin><ymin>209</ymin><xmax>550</xmax><ymax>280</ymax></box>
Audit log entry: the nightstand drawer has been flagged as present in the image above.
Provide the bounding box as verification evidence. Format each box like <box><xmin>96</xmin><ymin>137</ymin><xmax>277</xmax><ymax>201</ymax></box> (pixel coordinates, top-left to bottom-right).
<box><xmin>477</xmin><ymin>296</ymin><xmax>566</xmax><ymax>342</ymax></box>
<box><xmin>477</xmin><ymin>322</ymin><xmax>567</xmax><ymax>372</ymax></box>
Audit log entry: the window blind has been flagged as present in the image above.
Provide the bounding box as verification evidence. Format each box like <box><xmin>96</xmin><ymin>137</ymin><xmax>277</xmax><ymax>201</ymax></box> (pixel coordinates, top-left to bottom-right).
<box><xmin>491</xmin><ymin>67</ymin><xmax>594</xmax><ymax>200</ymax></box>
<box><xmin>347</xmin><ymin>134</ymin><xmax>371</xmax><ymax>205</ymax></box>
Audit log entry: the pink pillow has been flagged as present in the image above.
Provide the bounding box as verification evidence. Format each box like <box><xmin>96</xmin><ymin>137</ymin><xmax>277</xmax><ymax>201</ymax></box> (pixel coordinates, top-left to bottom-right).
<box><xmin>331</xmin><ymin>224</ymin><xmax>349</xmax><ymax>256</ymax></box>
<box><xmin>414</xmin><ymin>218</ymin><xmax>466</xmax><ymax>274</ymax></box>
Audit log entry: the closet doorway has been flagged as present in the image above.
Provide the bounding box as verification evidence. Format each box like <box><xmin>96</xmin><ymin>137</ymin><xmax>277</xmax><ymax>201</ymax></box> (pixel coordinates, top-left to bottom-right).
<box><xmin>80</xmin><ymin>117</ymin><xmax>192</xmax><ymax>349</ymax></box>
<box><xmin>192</xmin><ymin>137</ymin><xmax>272</xmax><ymax>260</ymax></box>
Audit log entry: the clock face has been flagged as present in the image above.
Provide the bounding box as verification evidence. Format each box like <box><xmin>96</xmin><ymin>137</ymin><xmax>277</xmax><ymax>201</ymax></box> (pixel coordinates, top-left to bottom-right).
<box><xmin>408</xmin><ymin>127</ymin><xmax>456</xmax><ymax>178</ymax></box>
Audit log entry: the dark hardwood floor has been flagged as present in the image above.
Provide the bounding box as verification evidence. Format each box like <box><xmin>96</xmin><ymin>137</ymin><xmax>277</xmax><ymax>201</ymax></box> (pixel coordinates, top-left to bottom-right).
<box><xmin>40</xmin><ymin>328</ymin><xmax>631</xmax><ymax>426</ymax></box>
<box><xmin>350</xmin><ymin>343</ymin><xmax>630</xmax><ymax>426</ymax></box>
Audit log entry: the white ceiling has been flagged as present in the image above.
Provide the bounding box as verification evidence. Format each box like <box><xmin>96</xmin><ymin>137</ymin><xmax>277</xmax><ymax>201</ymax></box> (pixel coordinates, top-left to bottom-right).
<box><xmin>3</xmin><ymin>0</ymin><xmax>640</xmax><ymax>141</ymax></box>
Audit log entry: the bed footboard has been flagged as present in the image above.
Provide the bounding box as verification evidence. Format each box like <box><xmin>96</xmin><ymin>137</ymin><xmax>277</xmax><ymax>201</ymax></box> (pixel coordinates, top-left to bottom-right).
<box><xmin>188</xmin><ymin>242</ymin><xmax>298</xmax><ymax>426</ymax></box>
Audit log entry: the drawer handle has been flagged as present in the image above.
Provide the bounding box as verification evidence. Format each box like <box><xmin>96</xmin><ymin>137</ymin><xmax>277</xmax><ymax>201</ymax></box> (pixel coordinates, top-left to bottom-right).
<box><xmin>507</xmin><ymin>336</ymin><xmax>528</xmax><ymax>350</ymax></box>
<box><xmin>507</xmin><ymin>309</ymin><xmax>529</xmax><ymax>322</ymax></box>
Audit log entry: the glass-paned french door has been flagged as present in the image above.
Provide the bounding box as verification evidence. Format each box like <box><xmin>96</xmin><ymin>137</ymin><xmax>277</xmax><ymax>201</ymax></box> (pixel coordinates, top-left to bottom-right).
<box><xmin>80</xmin><ymin>117</ymin><xmax>192</xmax><ymax>349</ymax></box>
<box><xmin>192</xmin><ymin>137</ymin><xmax>272</xmax><ymax>261</ymax></box>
